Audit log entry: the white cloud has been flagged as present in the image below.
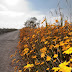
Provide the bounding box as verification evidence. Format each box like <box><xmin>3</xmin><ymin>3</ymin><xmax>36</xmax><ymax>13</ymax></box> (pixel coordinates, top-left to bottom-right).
<box><xmin>4</xmin><ymin>0</ymin><xmax>19</xmax><ymax>6</ymax></box>
<box><xmin>0</xmin><ymin>10</ymin><xmax>45</xmax><ymax>19</ymax></box>
<box><xmin>0</xmin><ymin>11</ymin><xmax>24</xmax><ymax>17</ymax></box>
<box><xmin>0</xmin><ymin>4</ymin><xmax>8</xmax><ymax>11</ymax></box>
<box><xmin>0</xmin><ymin>4</ymin><xmax>25</xmax><ymax>17</ymax></box>
<box><xmin>0</xmin><ymin>1</ymin><xmax>44</xmax><ymax>18</ymax></box>
<box><xmin>0</xmin><ymin>0</ymin><xmax>61</xmax><ymax>28</ymax></box>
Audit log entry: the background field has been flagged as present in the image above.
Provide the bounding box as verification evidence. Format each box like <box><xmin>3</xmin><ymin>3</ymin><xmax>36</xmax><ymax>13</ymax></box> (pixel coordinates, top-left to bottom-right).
<box><xmin>0</xmin><ymin>28</ymin><xmax>18</xmax><ymax>35</ymax></box>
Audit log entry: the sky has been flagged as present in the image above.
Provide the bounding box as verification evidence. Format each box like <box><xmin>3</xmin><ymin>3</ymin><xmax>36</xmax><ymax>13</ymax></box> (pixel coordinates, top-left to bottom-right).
<box><xmin>0</xmin><ymin>0</ymin><xmax>72</xmax><ymax>29</ymax></box>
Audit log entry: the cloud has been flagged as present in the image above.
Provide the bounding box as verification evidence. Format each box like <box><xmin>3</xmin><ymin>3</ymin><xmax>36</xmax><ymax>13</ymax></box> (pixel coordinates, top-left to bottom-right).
<box><xmin>0</xmin><ymin>4</ymin><xmax>25</xmax><ymax>17</ymax></box>
<box><xmin>0</xmin><ymin>4</ymin><xmax>8</xmax><ymax>11</ymax></box>
<box><xmin>0</xmin><ymin>1</ymin><xmax>44</xmax><ymax>18</ymax></box>
<box><xmin>0</xmin><ymin>10</ymin><xmax>45</xmax><ymax>19</ymax></box>
<box><xmin>0</xmin><ymin>0</ymin><xmax>60</xmax><ymax>28</ymax></box>
<box><xmin>0</xmin><ymin>11</ymin><xmax>25</xmax><ymax>17</ymax></box>
<box><xmin>4</xmin><ymin>0</ymin><xmax>19</xmax><ymax>6</ymax></box>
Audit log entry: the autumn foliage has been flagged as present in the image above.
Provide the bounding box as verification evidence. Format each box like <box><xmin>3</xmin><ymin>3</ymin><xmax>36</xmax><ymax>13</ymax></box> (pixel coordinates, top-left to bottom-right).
<box><xmin>11</xmin><ymin>21</ymin><xmax>72</xmax><ymax>72</ymax></box>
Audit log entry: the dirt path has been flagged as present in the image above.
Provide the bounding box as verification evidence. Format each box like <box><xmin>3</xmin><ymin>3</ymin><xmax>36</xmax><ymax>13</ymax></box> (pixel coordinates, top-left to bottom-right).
<box><xmin>0</xmin><ymin>30</ymin><xmax>19</xmax><ymax>72</ymax></box>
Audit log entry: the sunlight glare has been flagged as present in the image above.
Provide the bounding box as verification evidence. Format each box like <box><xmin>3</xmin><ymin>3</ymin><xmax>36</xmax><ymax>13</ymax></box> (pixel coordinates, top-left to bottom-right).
<box><xmin>5</xmin><ymin>0</ymin><xmax>19</xmax><ymax>6</ymax></box>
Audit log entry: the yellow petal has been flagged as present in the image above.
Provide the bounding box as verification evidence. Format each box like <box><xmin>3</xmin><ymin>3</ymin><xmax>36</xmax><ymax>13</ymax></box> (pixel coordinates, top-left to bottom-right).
<box><xmin>53</xmin><ymin>54</ymin><xmax>58</xmax><ymax>58</ymax></box>
<box><xmin>18</xmin><ymin>70</ymin><xmax>22</xmax><ymax>72</ymax></box>
<box><xmin>46</xmin><ymin>68</ymin><xmax>49</xmax><ymax>70</ymax></box>
<box><xmin>41</xmin><ymin>53</ymin><xmax>46</xmax><ymax>58</ymax></box>
<box><xmin>46</xmin><ymin>56</ymin><xmax>51</xmax><ymax>61</ymax></box>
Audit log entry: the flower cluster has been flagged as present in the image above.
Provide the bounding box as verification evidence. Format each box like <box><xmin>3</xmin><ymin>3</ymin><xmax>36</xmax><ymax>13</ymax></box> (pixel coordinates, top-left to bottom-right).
<box><xmin>11</xmin><ymin>20</ymin><xmax>72</xmax><ymax>72</ymax></box>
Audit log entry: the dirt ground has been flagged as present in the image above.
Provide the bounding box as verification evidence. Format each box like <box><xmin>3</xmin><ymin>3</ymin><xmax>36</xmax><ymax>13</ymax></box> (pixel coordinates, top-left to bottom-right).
<box><xmin>0</xmin><ymin>30</ymin><xmax>19</xmax><ymax>72</ymax></box>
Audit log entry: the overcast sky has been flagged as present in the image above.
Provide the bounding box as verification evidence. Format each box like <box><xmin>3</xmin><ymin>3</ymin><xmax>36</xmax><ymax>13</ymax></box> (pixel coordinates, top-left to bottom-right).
<box><xmin>0</xmin><ymin>0</ymin><xmax>72</xmax><ymax>29</ymax></box>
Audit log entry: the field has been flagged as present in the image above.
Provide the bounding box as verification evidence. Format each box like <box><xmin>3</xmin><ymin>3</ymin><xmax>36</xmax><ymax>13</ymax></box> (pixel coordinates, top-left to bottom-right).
<box><xmin>10</xmin><ymin>21</ymin><xmax>72</xmax><ymax>72</ymax></box>
<box><xmin>0</xmin><ymin>28</ymin><xmax>17</xmax><ymax>35</ymax></box>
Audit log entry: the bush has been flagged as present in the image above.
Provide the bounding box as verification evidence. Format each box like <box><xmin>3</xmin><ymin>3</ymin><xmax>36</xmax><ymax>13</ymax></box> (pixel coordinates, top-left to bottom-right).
<box><xmin>11</xmin><ymin>21</ymin><xmax>72</xmax><ymax>72</ymax></box>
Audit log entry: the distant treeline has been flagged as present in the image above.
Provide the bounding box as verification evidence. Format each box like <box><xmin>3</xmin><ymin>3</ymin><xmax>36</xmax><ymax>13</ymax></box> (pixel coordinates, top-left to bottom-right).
<box><xmin>0</xmin><ymin>28</ymin><xmax>18</xmax><ymax>35</ymax></box>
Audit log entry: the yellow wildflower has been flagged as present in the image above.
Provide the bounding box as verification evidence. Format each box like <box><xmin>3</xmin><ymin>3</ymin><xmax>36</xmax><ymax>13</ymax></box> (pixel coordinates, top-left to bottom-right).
<box><xmin>27</xmin><ymin>37</ymin><xmax>29</xmax><ymax>40</ymax></box>
<box><xmin>23</xmin><ymin>37</ymin><xmax>27</xmax><ymax>40</ymax></box>
<box><xmin>41</xmin><ymin>38</ymin><xmax>46</xmax><ymax>42</ymax></box>
<box><xmin>70</xmin><ymin>59</ymin><xmax>72</xmax><ymax>62</ymax></box>
<box><xmin>49</xmin><ymin>44</ymin><xmax>54</xmax><ymax>49</ymax></box>
<box><xmin>14</xmin><ymin>66</ymin><xmax>18</xmax><ymax>71</ymax></box>
<box><xmin>24</xmin><ymin>44</ymin><xmax>28</xmax><ymax>48</ymax></box>
<box><xmin>52</xmin><ymin>61</ymin><xmax>71</xmax><ymax>72</ymax></box>
<box><xmin>60</xmin><ymin>41</ymin><xmax>64</xmax><ymax>46</ymax></box>
<box><xmin>53</xmin><ymin>54</ymin><xmax>58</xmax><ymax>58</ymax></box>
<box><xmin>52</xmin><ymin>67</ymin><xmax>60</xmax><ymax>72</ymax></box>
<box><xmin>36</xmin><ymin>70</ymin><xmax>38</xmax><ymax>72</ymax></box>
<box><xmin>53</xmin><ymin>59</ymin><xmax>57</xmax><ymax>62</ymax></box>
<box><xmin>16</xmin><ymin>60</ymin><xmax>20</xmax><ymax>63</ymax></box>
<box><xmin>59</xmin><ymin>61</ymin><xmax>70</xmax><ymax>67</ymax></box>
<box><xmin>59</xmin><ymin>66</ymin><xmax>71</xmax><ymax>72</ymax></box>
<box><xmin>40</xmin><ymin>47</ymin><xmax>47</xmax><ymax>53</ymax></box>
<box><xmin>47</xmin><ymin>50</ymin><xmax>49</xmax><ymax>53</ymax></box>
<box><xmin>46</xmin><ymin>36</ymin><xmax>52</xmax><ymax>39</ymax></box>
<box><xmin>54</xmin><ymin>44</ymin><xmax>59</xmax><ymax>48</ymax></box>
<box><xmin>24</xmin><ymin>64</ymin><xmax>34</xmax><ymax>69</ymax></box>
<box><xmin>65</xmin><ymin>39</ymin><xmax>70</xmax><ymax>43</ymax></box>
<box><xmin>41</xmin><ymin>53</ymin><xmax>46</xmax><ymax>58</ymax></box>
<box><xmin>32</xmin><ymin>55</ymin><xmax>37</xmax><ymax>59</ymax></box>
<box><xmin>32</xmin><ymin>34</ymin><xmax>35</xmax><ymax>38</ymax></box>
<box><xmin>30</xmin><ymin>41</ymin><xmax>33</xmax><ymax>44</ymax></box>
<box><xmin>64</xmin><ymin>36</ymin><xmax>69</xmax><ymax>39</ymax></box>
<box><xmin>46</xmin><ymin>56</ymin><xmax>51</xmax><ymax>61</ymax></box>
<box><xmin>44</xmin><ymin>41</ymin><xmax>48</xmax><ymax>44</ymax></box>
<box><xmin>55</xmin><ymin>20</ymin><xmax>58</xmax><ymax>23</ymax></box>
<box><xmin>40</xmin><ymin>62</ymin><xmax>44</xmax><ymax>65</ymax></box>
<box><xmin>21</xmin><ymin>48</ymin><xmax>29</xmax><ymax>56</ymax></box>
<box><xmin>35</xmin><ymin>60</ymin><xmax>40</xmax><ymax>65</ymax></box>
<box><xmin>36</xmin><ymin>31</ymin><xmax>40</xmax><ymax>34</ymax></box>
<box><xmin>30</xmin><ymin>50</ymin><xmax>34</xmax><ymax>53</ymax></box>
<box><xmin>35</xmin><ymin>62</ymin><xmax>40</xmax><ymax>65</ymax></box>
<box><xmin>12</xmin><ymin>59</ymin><xmax>16</xmax><ymax>63</ymax></box>
<box><xmin>64</xmin><ymin>42</ymin><xmax>68</xmax><ymax>45</ymax></box>
<box><xmin>63</xmin><ymin>47</ymin><xmax>72</xmax><ymax>54</ymax></box>
<box><xmin>33</xmin><ymin>47</ymin><xmax>35</xmax><ymax>49</ymax></box>
<box><xmin>68</xmin><ymin>32</ymin><xmax>72</xmax><ymax>35</ymax></box>
<box><xmin>10</xmin><ymin>55</ymin><xmax>13</xmax><ymax>58</ymax></box>
<box><xmin>46</xmin><ymin>68</ymin><xmax>49</xmax><ymax>70</ymax></box>
<box><xmin>23</xmin><ymin>48</ymin><xmax>29</xmax><ymax>54</ymax></box>
<box><xmin>18</xmin><ymin>70</ymin><xmax>22</xmax><ymax>72</ymax></box>
<box><xmin>32</xmin><ymin>44</ymin><xmax>35</xmax><ymax>47</ymax></box>
<box><xmin>35</xmin><ymin>39</ymin><xmax>38</xmax><ymax>42</ymax></box>
<box><xmin>65</xmin><ymin>20</ymin><xmax>68</xmax><ymax>23</ymax></box>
